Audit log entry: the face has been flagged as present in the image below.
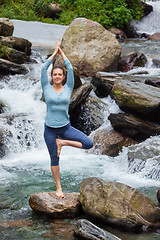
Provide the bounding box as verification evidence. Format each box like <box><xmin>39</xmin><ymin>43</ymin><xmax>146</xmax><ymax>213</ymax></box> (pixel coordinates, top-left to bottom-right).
<box><xmin>52</xmin><ymin>68</ymin><xmax>64</xmax><ymax>85</ymax></box>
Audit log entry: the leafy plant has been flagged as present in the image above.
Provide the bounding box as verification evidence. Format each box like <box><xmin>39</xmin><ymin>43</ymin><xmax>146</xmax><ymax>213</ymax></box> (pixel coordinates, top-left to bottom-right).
<box><xmin>0</xmin><ymin>0</ymin><xmax>144</xmax><ymax>29</ymax></box>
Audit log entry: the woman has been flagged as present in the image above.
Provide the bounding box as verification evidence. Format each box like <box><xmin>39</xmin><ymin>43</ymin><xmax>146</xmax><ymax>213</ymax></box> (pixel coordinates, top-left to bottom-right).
<box><xmin>41</xmin><ymin>41</ymin><xmax>93</xmax><ymax>198</ymax></box>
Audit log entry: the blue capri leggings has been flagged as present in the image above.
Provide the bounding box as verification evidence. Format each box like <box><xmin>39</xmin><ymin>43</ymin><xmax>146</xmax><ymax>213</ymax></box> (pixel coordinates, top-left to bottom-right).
<box><xmin>44</xmin><ymin>123</ymin><xmax>93</xmax><ymax>166</ymax></box>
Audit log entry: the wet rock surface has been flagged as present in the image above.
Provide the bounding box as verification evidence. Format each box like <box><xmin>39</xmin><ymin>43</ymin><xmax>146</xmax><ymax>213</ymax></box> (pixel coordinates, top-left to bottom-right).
<box><xmin>0</xmin><ymin>58</ymin><xmax>28</xmax><ymax>75</ymax></box>
<box><xmin>145</xmin><ymin>79</ymin><xmax>160</xmax><ymax>88</ymax></box>
<box><xmin>74</xmin><ymin>96</ymin><xmax>106</xmax><ymax>135</ymax></box>
<box><xmin>79</xmin><ymin>177</ymin><xmax>160</xmax><ymax>231</ymax></box>
<box><xmin>118</xmin><ymin>51</ymin><xmax>147</xmax><ymax>72</ymax></box>
<box><xmin>148</xmin><ymin>32</ymin><xmax>160</xmax><ymax>41</ymax></box>
<box><xmin>91</xmin><ymin>72</ymin><xmax>121</xmax><ymax>98</ymax></box>
<box><xmin>108</xmin><ymin>113</ymin><xmax>160</xmax><ymax>141</ymax></box>
<box><xmin>29</xmin><ymin>192</ymin><xmax>81</xmax><ymax>218</ymax></box>
<box><xmin>112</xmin><ymin>80</ymin><xmax>160</xmax><ymax>122</ymax></box>
<box><xmin>74</xmin><ymin>219</ymin><xmax>121</xmax><ymax>240</ymax></box>
<box><xmin>90</xmin><ymin>127</ymin><xmax>136</xmax><ymax>156</ymax></box>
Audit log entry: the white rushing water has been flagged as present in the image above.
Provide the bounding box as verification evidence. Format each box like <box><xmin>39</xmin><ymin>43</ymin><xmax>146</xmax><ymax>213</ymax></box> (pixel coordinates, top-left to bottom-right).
<box><xmin>0</xmin><ymin>20</ymin><xmax>160</xmax><ymax>197</ymax></box>
<box><xmin>132</xmin><ymin>1</ymin><xmax>160</xmax><ymax>34</ymax></box>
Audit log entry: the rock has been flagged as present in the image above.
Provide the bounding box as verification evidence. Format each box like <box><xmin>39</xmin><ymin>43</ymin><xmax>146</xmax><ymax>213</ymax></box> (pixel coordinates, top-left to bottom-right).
<box><xmin>142</xmin><ymin>2</ymin><xmax>153</xmax><ymax>16</ymax></box>
<box><xmin>0</xmin><ymin>36</ymin><xmax>32</xmax><ymax>56</ymax></box>
<box><xmin>153</xmin><ymin>57</ymin><xmax>160</xmax><ymax>67</ymax></box>
<box><xmin>74</xmin><ymin>219</ymin><xmax>121</xmax><ymax>240</ymax></box>
<box><xmin>108</xmin><ymin>113</ymin><xmax>160</xmax><ymax>141</ymax></box>
<box><xmin>72</xmin><ymin>96</ymin><xmax>106</xmax><ymax>135</ymax></box>
<box><xmin>108</xmin><ymin>27</ymin><xmax>127</xmax><ymax>40</ymax></box>
<box><xmin>0</xmin><ymin>45</ymin><xmax>28</xmax><ymax>64</ymax></box>
<box><xmin>69</xmin><ymin>83</ymin><xmax>93</xmax><ymax>132</ymax></box>
<box><xmin>69</xmin><ymin>82</ymin><xmax>93</xmax><ymax>111</ymax></box>
<box><xmin>118</xmin><ymin>51</ymin><xmax>147</xmax><ymax>72</ymax></box>
<box><xmin>157</xmin><ymin>189</ymin><xmax>160</xmax><ymax>204</ymax></box>
<box><xmin>0</xmin><ymin>18</ymin><xmax>14</xmax><ymax>36</ymax></box>
<box><xmin>148</xmin><ymin>32</ymin><xmax>160</xmax><ymax>41</ymax></box>
<box><xmin>0</xmin><ymin>58</ymin><xmax>28</xmax><ymax>75</ymax></box>
<box><xmin>145</xmin><ymin>79</ymin><xmax>160</xmax><ymax>88</ymax></box>
<box><xmin>91</xmin><ymin>72</ymin><xmax>122</xmax><ymax>98</ymax></box>
<box><xmin>89</xmin><ymin>127</ymin><xmax>137</xmax><ymax>156</ymax></box>
<box><xmin>0</xmin><ymin>100</ymin><xmax>6</xmax><ymax>113</ymax></box>
<box><xmin>79</xmin><ymin>177</ymin><xmax>160</xmax><ymax>231</ymax></box>
<box><xmin>46</xmin><ymin>3</ymin><xmax>62</xmax><ymax>18</ymax></box>
<box><xmin>56</xmin><ymin>18</ymin><xmax>121</xmax><ymax>77</ymax></box>
<box><xmin>29</xmin><ymin>192</ymin><xmax>81</xmax><ymax>218</ymax></box>
<box><xmin>112</xmin><ymin>80</ymin><xmax>160</xmax><ymax>122</ymax></box>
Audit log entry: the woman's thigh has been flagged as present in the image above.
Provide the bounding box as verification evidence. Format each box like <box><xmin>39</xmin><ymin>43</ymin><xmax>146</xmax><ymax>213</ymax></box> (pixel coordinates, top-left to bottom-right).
<box><xmin>60</xmin><ymin>124</ymin><xmax>93</xmax><ymax>149</ymax></box>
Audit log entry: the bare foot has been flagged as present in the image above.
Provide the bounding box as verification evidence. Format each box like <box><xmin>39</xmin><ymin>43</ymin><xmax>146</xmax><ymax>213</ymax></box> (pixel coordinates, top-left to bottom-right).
<box><xmin>56</xmin><ymin>138</ymin><xmax>62</xmax><ymax>158</ymax></box>
<box><xmin>55</xmin><ymin>189</ymin><xmax>64</xmax><ymax>198</ymax></box>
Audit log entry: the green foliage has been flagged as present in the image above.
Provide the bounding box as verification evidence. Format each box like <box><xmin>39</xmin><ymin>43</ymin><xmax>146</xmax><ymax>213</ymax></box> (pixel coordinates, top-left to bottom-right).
<box><xmin>0</xmin><ymin>43</ymin><xmax>13</xmax><ymax>60</ymax></box>
<box><xmin>0</xmin><ymin>0</ymin><xmax>144</xmax><ymax>29</ymax></box>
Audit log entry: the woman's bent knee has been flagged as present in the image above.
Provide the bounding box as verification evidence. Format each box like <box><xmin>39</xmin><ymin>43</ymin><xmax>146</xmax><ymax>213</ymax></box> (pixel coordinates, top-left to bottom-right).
<box><xmin>82</xmin><ymin>139</ymin><xmax>93</xmax><ymax>149</ymax></box>
<box><xmin>51</xmin><ymin>156</ymin><xmax>59</xmax><ymax>166</ymax></box>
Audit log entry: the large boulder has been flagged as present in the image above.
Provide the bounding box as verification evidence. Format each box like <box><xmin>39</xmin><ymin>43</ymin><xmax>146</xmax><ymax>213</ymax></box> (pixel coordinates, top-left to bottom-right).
<box><xmin>56</xmin><ymin>18</ymin><xmax>121</xmax><ymax>77</ymax></box>
<box><xmin>0</xmin><ymin>58</ymin><xmax>28</xmax><ymax>75</ymax></box>
<box><xmin>74</xmin><ymin>219</ymin><xmax>121</xmax><ymax>240</ymax></box>
<box><xmin>0</xmin><ymin>18</ymin><xmax>14</xmax><ymax>36</ymax></box>
<box><xmin>148</xmin><ymin>32</ymin><xmax>160</xmax><ymax>41</ymax></box>
<box><xmin>108</xmin><ymin>113</ymin><xmax>160</xmax><ymax>141</ymax></box>
<box><xmin>112</xmin><ymin>80</ymin><xmax>160</xmax><ymax>122</ymax></box>
<box><xmin>90</xmin><ymin>127</ymin><xmax>136</xmax><ymax>156</ymax></box>
<box><xmin>79</xmin><ymin>177</ymin><xmax>160</xmax><ymax>231</ymax></box>
<box><xmin>0</xmin><ymin>36</ymin><xmax>32</xmax><ymax>56</ymax></box>
<box><xmin>29</xmin><ymin>192</ymin><xmax>81</xmax><ymax>218</ymax></box>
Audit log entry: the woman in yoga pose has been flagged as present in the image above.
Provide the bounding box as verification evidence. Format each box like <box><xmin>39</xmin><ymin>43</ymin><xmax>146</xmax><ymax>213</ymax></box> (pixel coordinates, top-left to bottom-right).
<box><xmin>41</xmin><ymin>41</ymin><xmax>93</xmax><ymax>197</ymax></box>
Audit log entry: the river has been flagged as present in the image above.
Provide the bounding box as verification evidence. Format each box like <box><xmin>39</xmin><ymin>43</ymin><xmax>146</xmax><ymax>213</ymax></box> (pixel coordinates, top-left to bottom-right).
<box><xmin>0</xmin><ymin>2</ymin><xmax>160</xmax><ymax>239</ymax></box>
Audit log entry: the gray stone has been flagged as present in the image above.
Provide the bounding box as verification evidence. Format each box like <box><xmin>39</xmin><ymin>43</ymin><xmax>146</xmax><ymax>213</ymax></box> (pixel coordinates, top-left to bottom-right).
<box><xmin>112</xmin><ymin>80</ymin><xmax>160</xmax><ymax>122</ymax></box>
<box><xmin>108</xmin><ymin>113</ymin><xmax>160</xmax><ymax>141</ymax></box>
<box><xmin>90</xmin><ymin>127</ymin><xmax>136</xmax><ymax>156</ymax></box>
<box><xmin>56</xmin><ymin>18</ymin><xmax>121</xmax><ymax>77</ymax></box>
<box><xmin>69</xmin><ymin>83</ymin><xmax>93</xmax><ymax>111</ymax></box>
<box><xmin>74</xmin><ymin>219</ymin><xmax>121</xmax><ymax>240</ymax></box>
<box><xmin>79</xmin><ymin>177</ymin><xmax>160</xmax><ymax>231</ymax></box>
<box><xmin>0</xmin><ymin>58</ymin><xmax>28</xmax><ymax>75</ymax></box>
<box><xmin>92</xmin><ymin>72</ymin><xmax>121</xmax><ymax>98</ymax></box>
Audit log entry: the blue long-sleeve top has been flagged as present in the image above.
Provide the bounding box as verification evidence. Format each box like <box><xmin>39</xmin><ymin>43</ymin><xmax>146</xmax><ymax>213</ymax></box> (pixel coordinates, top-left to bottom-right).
<box><xmin>41</xmin><ymin>58</ymin><xmax>74</xmax><ymax>128</ymax></box>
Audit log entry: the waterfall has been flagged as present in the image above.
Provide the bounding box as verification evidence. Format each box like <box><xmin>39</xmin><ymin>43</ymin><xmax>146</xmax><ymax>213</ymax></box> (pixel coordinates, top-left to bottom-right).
<box><xmin>0</xmin><ymin>20</ymin><xmax>160</xmax><ymax>192</ymax></box>
<box><xmin>132</xmin><ymin>1</ymin><xmax>160</xmax><ymax>34</ymax></box>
